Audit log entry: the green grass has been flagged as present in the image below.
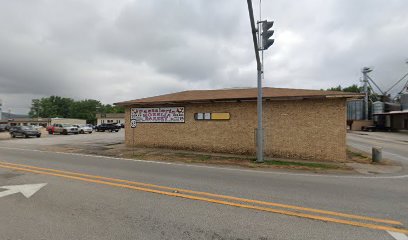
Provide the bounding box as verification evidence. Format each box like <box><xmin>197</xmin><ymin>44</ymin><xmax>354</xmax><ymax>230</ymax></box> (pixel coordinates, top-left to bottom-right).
<box><xmin>261</xmin><ymin>160</ymin><xmax>340</xmax><ymax>169</ymax></box>
<box><xmin>347</xmin><ymin>149</ymin><xmax>369</xmax><ymax>159</ymax></box>
<box><xmin>131</xmin><ymin>153</ymin><xmax>146</xmax><ymax>159</ymax></box>
<box><xmin>174</xmin><ymin>152</ymin><xmax>190</xmax><ymax>157</ymax></box>
<box><xmin>196</xmin><ymin>155</ymin><xmax>212</xmax><ymax>161</ymax></box>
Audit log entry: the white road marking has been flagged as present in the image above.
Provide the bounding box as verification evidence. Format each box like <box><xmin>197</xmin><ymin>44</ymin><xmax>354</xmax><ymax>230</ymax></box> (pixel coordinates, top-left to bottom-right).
<box><xmin>0</xmin><ymin>183</ymin><xmax>47</xmax><ymax>198</ymax></box>
<box><xmin>388</xmin><ymin>231</ymin><xmax>408</xmax><ymax>240</ymax></box>
<box><xmin>0</xmin><ymin>146</ymin><xmax>407</xmax><ymax>179</ymax></box>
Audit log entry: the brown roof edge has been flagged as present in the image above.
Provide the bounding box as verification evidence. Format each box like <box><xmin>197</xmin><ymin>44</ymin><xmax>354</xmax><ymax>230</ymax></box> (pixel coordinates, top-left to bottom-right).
<box><xmin>115</xmin><ymin>87</ymin><xmax>364</xmax><ymax>106</ymax></box>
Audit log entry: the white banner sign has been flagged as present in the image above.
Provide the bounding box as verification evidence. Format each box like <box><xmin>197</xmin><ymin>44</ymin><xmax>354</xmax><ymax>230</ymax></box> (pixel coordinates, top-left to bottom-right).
<box><xmin>131</xmin><ymin>107</ymin><xmax>185</xmax><ymax>123</ymax></box>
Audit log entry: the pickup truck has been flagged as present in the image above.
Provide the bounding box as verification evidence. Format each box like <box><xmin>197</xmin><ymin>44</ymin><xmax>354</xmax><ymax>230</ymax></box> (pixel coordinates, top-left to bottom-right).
<box><xmin>95</xmin><ymin>123</ymin><xmax>120</xmax><ymax>132</ymax></box>
<box><xmin>46</xmin><ymin>124</ymin><xmax>55</xmax><ymax>134</ymax></box>
<box><xmin>48</xmin><ymin>124</ymin><xmax>79</xmax><ymax>135</ymax></box>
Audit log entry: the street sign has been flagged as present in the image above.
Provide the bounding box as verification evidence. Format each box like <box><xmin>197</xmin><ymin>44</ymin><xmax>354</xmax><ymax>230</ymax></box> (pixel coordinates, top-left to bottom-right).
<box><xmin>130</xmin><ymin>107</ymin><xmax>185</xmax><ymax>123</ymax></box>
<box><xmin>130</xmin><ymin>119</ymin><xmax>137</xmax><ymax>128</ymax></box>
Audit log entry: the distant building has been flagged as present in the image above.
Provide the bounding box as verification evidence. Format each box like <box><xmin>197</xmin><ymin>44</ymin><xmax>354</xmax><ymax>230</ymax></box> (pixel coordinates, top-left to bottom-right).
<box><xmin>96</xmin><ymin>113</ymin><xmax>125</xmax><ymax>125</ymax></box>
<box><xmin>0</xmin><ymin>117</ymin><xmax>86</xmax><ymax>126</ymax></box>
<box><xmin>0</xmin><ymin>118</ymin><xmax>51</xmax><ymax>126</ymax></box>
<box><xmin>50</xmin><ymin>118</ymin><xmax>86</xmax><ymax>125</ymax></box>
<box><xmin>372</xmin><ymin>93</ymin><xmax>408</xmax><ymax>130</ymax></box>
<box><xmin>116</xmin><ymin>87</ymin><xmax>362</xmax><ymax>162</ymax></box>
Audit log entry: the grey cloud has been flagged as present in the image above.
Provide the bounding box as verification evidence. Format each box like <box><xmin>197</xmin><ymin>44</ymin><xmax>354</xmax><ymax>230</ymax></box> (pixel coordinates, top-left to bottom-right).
<box><xmin>0</xmin><ymin>0</ymin><xmax>407</xmax><ymax>114</ymax></box>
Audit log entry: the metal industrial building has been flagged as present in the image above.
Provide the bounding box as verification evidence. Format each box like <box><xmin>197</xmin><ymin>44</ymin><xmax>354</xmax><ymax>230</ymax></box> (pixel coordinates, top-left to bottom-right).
<box><xmin>347</xmin><ymin>92</ymin><xmax>408</xmax><ymax>131</ymax></box>
<box><xmin>372</xmin><ymin>93</ymin><xmax>408</xmax><ymax>130</ymax></box>
<box><xmin>116</xmin><ymin>87</ymin><xmax>362</xmax><ymax>162</ymax></box>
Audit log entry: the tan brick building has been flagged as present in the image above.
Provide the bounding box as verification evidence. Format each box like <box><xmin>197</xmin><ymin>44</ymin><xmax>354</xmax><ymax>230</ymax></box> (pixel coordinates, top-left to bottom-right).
<box><xmin>116</xmin><ymin>87</ymin><xmax>362</xmax><ymax>162</ymax></box>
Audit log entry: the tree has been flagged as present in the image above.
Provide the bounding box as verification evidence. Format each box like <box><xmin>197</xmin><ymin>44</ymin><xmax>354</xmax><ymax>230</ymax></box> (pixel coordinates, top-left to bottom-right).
<box><xmin>342</xmin><ymin>84</ymin><xmax>362</xmax><ymax>93</ymax></box>
<box><xmin>29</xmin><ymin>96</ymin><xmax>124</xmax><ymax>124</ymax></box>
<box><xmin>29</xmin><ymin>96</ymin><xmax>73</xmax><ymax>118</ymax></box>
<box><xmin>28</xmin><ymin>99</ymin><xmax>41</xmax><ymax>118</ymax></box>
<box><xmin>325</xmin><ymin>84</ymin><xmax>363</xmax><ymax>93</ymax></box>
<box><xmin>326</xmin><ymin>85</ymin><xmax>342</xmax><ymax>91</ymax></box>
<box><xmin>70</xmin><ymin>99</ymin><xmax>101</xmax><ymax>123</ymax></box>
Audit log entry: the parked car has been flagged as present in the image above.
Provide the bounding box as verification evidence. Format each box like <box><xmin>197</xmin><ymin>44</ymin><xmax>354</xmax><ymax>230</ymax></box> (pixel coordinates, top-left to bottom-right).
<box><xmin>9</xmin><ymin>126</ymin><xmax>41</xmax><ymax>138</ymax></box>
<box><xmin>31</xmin><ymin>125</ymin><xmax>43</xmax><ymax>131</ymax></box>
<box><xmin>52</xmin><ymin>124</ymin><xmax>79</xmax><ymax>135</ymax></box>
<box><xmin>46</xmin><ymin>124</ymin><xmax>55</xmax><ymax>134</ymax></box>
<box><xmin>73</xmin><ymin>124</ymin><xmax>93</xmax><ymax>134</ymax></box>
<box><xmin>8</xmin><ymin>126</ymin><xmax>19</xmax><ymax>133</ymax></box>
<box><xmin>0</xmin><ymin>124</ymin><xmax>8</xmax><ymax>132</ymax></box>
<box><xmin>95</xmin><ymin>123</ymin><xmax>120</xmax><ymax>132</ymax></box>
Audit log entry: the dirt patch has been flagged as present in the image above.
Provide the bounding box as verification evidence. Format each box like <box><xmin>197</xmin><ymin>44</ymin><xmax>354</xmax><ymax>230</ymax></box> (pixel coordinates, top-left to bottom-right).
<box><xmin>41</xmin><ymin>143</ymin><xmax>353</xmax><ymax>173</ymax></box>
<box><xmin>347</xmin><ymin>147</ymin><xmax>372</xmax><ymax>164</ymax></box>
<box><xmin>346</xmin><ymin>147</ymin><xmax>396</xmax><ymax>166</ymax></box>
<box><xmin>0</xmin><ymin>132</ymin><xmax>11</xmax><ymax>140</ymax></box>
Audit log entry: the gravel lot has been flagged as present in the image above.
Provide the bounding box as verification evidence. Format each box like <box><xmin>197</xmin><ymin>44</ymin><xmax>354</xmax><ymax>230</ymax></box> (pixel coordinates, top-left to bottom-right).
<box><xmin>0</xmin><ymin>128</ymin><xmax>124</xmax><ymax>147</ymax></box>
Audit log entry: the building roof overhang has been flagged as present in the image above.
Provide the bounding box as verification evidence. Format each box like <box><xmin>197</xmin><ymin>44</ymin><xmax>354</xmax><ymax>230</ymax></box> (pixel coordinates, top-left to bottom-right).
<box><xmin>115</xmin><ymin>87</ymin><xmax>363</xmax><ymax>107</ymax></box>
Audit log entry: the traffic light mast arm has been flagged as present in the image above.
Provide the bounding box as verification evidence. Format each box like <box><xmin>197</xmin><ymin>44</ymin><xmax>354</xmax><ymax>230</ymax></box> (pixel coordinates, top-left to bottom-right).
<box><xmin>247</xmin><ymin>0</ymin><xmax>262</xmax><ymax>71</ymax></box>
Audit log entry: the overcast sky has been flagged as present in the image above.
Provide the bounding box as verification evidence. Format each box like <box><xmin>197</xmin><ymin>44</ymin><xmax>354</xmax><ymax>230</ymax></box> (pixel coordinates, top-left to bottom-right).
<box><xmin>1</xmin><ymin>0</ymin><xmax>408</xmax><ymax>114</ymax></box>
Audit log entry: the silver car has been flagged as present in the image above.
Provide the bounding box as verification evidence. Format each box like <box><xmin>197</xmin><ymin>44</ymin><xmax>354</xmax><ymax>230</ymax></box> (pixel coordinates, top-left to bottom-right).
<box><xmin>73</xmin><ymin>124</ymin><xmax>93</xmax><ymax>134</ymax></box>
<box><xmin>53</xmin><ymin>124</ymin><xmax>79</xmax><ymax>135</ymax></box>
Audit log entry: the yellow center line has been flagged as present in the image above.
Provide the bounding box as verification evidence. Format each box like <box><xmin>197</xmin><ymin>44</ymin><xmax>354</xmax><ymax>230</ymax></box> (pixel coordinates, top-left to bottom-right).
<box><xmin>0</xmin><ymin>164</ymin><xmax>408</xmax><ymax>233</ymax></box>
<box><xmin>0</xmin><ymin>160</ymin><xmax>402</xmax><ymax>226</ymax></box>
<box><xmin>0</xmin><ymin>163</ymin><xmax>407</xmax><ymax>234</ymax></box>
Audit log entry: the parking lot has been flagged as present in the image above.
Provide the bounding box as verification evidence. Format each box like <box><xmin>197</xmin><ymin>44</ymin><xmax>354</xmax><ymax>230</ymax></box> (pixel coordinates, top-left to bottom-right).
<box><xmin>0</xmin><ymin>128</ymin><xmax>124</xmax><ymax>149</ymax></box>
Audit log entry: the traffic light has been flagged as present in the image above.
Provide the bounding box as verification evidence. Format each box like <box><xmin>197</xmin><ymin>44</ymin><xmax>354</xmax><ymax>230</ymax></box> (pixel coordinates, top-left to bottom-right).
<box><xmin>261</xmin><ymin>20</ymin><xmax>274</xmax><ymax>50</ymax></box>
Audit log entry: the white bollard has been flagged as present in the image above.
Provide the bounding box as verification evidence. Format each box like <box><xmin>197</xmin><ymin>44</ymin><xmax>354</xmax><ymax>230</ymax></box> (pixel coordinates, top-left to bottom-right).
<box><xmin>372</xmin><ymin>147</ymin><xmax>382</xmax><ymax>163</ymax></box>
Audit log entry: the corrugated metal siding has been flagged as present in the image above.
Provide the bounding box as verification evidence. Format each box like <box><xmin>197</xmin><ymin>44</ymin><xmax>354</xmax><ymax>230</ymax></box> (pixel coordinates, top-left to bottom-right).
<box><xmin>347</xmin><ymin>100</ymin><xmax>364</xmax><ymax>120</ymax></box>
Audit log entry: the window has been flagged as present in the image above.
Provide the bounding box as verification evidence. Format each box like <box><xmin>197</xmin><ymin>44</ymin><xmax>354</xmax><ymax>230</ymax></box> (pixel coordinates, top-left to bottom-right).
<box><xmin>194</xmin><ymin>113</ymin><xmax>230</xmax><ymax>121</ymax></box>
<box><xmin>196</xmin><ymin>113</ymin><xmax>204</xmax><ymax>120</ymax></box>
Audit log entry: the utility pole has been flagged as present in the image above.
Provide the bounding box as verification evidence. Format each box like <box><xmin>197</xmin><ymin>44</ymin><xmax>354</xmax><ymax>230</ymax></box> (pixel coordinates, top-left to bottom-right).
<box><xmin>246</xmin><ymin>0</ymin><xmax>274</xmax><ymax>163</ymax></box>
<box><xmin>362</xmin><ymin>67</ymin><xmax>372</xmax><ymax>120</ymax></box>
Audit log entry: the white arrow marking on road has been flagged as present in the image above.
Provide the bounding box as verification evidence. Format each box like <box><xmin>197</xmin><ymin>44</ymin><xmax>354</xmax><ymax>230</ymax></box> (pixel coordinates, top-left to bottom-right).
<box><xmin>0</xmin><ymin>183</ymin><xmax>47</xmax><ymax>198</ymax></box>
<box><xmin>388</xmin><ymin>231</ymin><xmax>408</xmax><ymax>240</ymax></box>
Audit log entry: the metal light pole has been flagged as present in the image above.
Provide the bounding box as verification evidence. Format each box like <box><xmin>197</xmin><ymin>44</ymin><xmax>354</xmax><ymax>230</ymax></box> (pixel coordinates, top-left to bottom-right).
<box><xmin>256</xmin><ymin>58</ymin><xmax>264</xmax><ymax>163</ymax></box>
<box><xmin>362</xmin><ymin>67</ymin><xmax>372</xmax><ymax>120</ymax></box>
<box><xmin>247</xmin><ymin>0</ymin><xmax>274</xmax><ymax>163</ymax></box>
<box><xmin>247</xmin><ymin>0</ymin><xmax>263</xmax><ymax>163</ymax></box>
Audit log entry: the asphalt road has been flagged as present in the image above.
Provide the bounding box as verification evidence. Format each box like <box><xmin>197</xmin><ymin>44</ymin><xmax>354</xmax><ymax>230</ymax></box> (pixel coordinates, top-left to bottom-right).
<box><xmin>347</xmin><ymin>131</ymin><xmax>408</xmax><ymax>169</ymax></box>
<box><xmin>0</xmin><ymin>132</ymin><xmax>407</xmax><ymax>239</ymax></box>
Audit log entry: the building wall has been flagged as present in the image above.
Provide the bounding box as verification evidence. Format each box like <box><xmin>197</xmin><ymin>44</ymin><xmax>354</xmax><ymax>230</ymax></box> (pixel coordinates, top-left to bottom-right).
<box><xmin>125</xmin><ymin>98</ymin><xmax>347</xmax><ymax>162</ymax></box>
<box><xmin>97</xmin><ymin>118</ymin><xmax>124</xmax><ymax>125</ymax></box>
<box><xmin>7</xmin><ymin>121</ymin><xmax>50</xmax><ymax>126</ymax></box>
<box><xmin>51</xmin><ymin>118</ymin><xmax>86</xmax><ymax>125</ymax></box>
<box><xmin>263</xmin><ymin>98</ymin><xmax>346</xmax><ymax>161</ymax></box>
<box><xmin>391</xmin><ymin>114</ymin><xmax>408</xmax><ymax>129</ymax></box>
<box><xmin>350</xmin><ymin>120</ymin><xmax>374</xmax><ymax>131</ymax></box>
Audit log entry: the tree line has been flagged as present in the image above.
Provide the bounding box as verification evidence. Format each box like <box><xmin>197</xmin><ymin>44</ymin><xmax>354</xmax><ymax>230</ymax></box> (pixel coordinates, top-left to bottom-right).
<box><xmin>28</xmin><ymin>96</ymin><xmax>124</xmax><ymax>124</ymax></box>
<box><xmin>325</xmin><ymin>84</ymin><xmax>362</xmax><ymax>93</ymax></box>
<box><xmin>325</xmin><ymin>84</ymin><xmax>384</xmax><ymax>101</ymax></box>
